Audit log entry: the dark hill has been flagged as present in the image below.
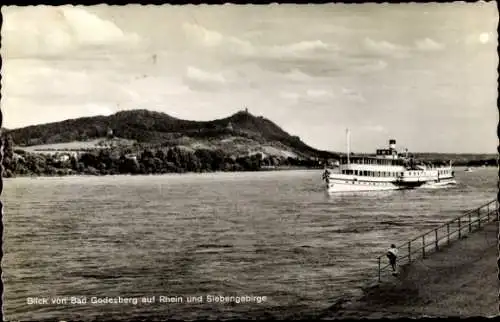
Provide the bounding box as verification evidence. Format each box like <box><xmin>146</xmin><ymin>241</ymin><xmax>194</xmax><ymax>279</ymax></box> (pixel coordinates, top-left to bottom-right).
<box><xmin>4</xmin><ymin>109</ymin><xmax>338</xmax><ymax>159</ymax></box>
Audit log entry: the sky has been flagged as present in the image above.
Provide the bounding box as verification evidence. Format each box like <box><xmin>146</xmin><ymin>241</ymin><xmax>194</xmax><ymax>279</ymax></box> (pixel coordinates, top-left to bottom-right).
<box><xmin>1</xmin><ymin>3</ymin><xmax>498</xmax><ymax>153</ymax></box>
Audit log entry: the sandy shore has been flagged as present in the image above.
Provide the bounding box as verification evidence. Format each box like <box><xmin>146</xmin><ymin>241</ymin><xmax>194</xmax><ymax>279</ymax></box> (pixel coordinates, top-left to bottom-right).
<box><xmin>319</xmin><ymin>220</ymin><xmax>499</xmax><ymax>318</ymax></box>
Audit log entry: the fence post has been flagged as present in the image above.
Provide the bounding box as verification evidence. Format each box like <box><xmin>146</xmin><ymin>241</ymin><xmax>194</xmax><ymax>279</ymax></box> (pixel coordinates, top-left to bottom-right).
<box><xmin>408</xmin><ymin>242</ymin><xmax>411</xmax><ymax>263</ymax></box>
<box><xmin>422</xmin><ymin>235</ymin><xmax>425</xmax><ymax>258</ymax></box>
<box><xmin>488</xmin><ymin>203</ymin><xmax>490</xmax><ymax>222</ymax></box>
<box><xmin>478</xmin><ymin>209</ymin><xmax>481</xmax><ymax>228</ymax></box>
<box><xmin>447</xmin><ymin>223</ymin><xmax>450</xmax><ymax>245</ymax></box>
<box><xmin>458</xmin><ymin>217</ymin><xmax>461</xmax><ymax>239</ymax></box>
<box><xmin>468</xmin><ymin>213</ymin><xmax>472</xmax><ymax>232</ymax></box>
<box><xmin>378</xmin><ymin>257</ymin><xmax>381</xmax><ymax>282</ymax></box>
<box><xmin>434</xmin><ymin>229</ymin><xmax>438</xmax><ymax>251</ymax></box>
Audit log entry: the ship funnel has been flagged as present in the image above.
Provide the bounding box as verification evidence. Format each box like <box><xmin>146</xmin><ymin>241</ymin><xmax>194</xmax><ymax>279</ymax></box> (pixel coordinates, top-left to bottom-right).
<box><xmin>389</xmin><ymin>139</ymin><xmax>396</xmax><ymax>150</ymax></box>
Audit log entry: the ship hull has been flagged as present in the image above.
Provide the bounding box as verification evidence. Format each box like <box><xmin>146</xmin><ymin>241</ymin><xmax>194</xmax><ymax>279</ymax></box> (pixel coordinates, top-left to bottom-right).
<box><xmin>325</xmin><ymin>175</ymin><xmax>456</xmax><ymax>193</ymax></box>
<box><xmin>326</xmin><ymin>178</ymin><xmax>403</xmax><ymax>192</ymax></box>
<box><xmin>418</xmin><ymin>178</ymin><xmax>457</xmax><ymax>188</ymax></box>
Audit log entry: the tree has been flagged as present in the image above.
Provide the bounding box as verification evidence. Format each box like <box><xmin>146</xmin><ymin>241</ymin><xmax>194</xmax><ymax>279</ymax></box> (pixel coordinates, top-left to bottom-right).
<box><xmin>119</xmin><ymin>156</ymin><xmax>140</xmax><ymax>174</ymax></box>
<box><xmin>167</xmin><ymin>147</ymin><xmax>181</xmax><ymax>167</ymax></box>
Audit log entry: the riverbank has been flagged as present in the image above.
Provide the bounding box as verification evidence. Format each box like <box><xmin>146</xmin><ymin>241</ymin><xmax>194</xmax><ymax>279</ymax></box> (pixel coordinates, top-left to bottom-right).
<box><xmin>2</xmin><ymin>166</ymin><xmax>322</xmax><ymax>179</ymax></box>
<box><xmin>320</xmin><ymin>220</ymin><xmax>499</xmax><ymax>318</ymax></box>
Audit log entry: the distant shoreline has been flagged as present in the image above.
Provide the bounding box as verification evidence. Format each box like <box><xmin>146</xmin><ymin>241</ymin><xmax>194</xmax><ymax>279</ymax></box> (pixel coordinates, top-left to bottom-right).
<box><xmin>3</xmin><ymin>166</ymin><xmax>323</xmax><ymax>179</ymax></box>
<box><xmin>4</xmin><ymin>164</ymin><xmax>496</xmax><ymax>180</ymax></box>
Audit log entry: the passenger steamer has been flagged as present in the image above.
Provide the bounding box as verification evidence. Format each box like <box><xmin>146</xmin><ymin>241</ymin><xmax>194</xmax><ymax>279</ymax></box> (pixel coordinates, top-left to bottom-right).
<box><xmin>322</xmin><ymin>132</ymin><xmax>456</xmax><ymax>193</ymax></box>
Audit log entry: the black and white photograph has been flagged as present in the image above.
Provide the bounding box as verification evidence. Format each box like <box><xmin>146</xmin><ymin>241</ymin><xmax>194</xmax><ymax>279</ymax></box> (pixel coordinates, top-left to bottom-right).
<box><xmin>1</xmin><ymin>2</ymin><xmax>498</xmax><ymax>320</ymax></box>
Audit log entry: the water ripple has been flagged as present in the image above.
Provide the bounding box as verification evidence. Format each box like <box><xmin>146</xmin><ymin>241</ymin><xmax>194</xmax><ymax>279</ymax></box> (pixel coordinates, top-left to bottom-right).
<box><xmin>2</xmin><ymin>168</ymin><xmax>495</xmax><ymax>320</ymax></box>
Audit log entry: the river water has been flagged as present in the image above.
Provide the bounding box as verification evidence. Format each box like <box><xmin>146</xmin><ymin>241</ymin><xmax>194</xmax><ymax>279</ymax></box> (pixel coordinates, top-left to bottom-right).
<box><xmin>2</xmin><ymin>167</ymin><xmax>497</xmax><ymax>320</ymax></box>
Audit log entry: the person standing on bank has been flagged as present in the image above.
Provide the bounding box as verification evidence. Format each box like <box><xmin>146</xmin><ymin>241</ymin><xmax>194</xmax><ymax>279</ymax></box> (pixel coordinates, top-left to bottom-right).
<box><xmin>387</xmin><ymin>244</ymin><xmax>398</xmax><ymax>273</ymax></box>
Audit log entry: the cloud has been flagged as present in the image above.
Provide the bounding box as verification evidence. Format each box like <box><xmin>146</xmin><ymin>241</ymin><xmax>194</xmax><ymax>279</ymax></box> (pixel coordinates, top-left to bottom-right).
<box><xmin>284</xmin><ymin>68</ymin><xmax>314</xmax><ymax>82</ymax></box>
<box><xmin>268</xmin><ymin>40</ymin><xmax>335</xmax><ymax>57</ymax></box>
<box><xmin>279</xmin><ymin>88</ymin><xmax>335</xmax><ymax>103</ymax></box>
<box><xmin>280</xmin><ymin>91</ymin><xmax>301</xmax><ymax>101</ymax></box>
<box><xmin>182</xmin><ymin>22</ymin><xmax>254</xmax><ymax>55</ymax></box>
<box><xmin>122</xmin><ymin>75</ymin><xmax>191</xmax><ymax>102</ymax></box>
<box><xmin>4</xmin><ymin>60</ymin><xmax>98</xmax><ymax>98</ymax></box>
<box><xmin>2</xmin><ymin>6</ymin><xmax>140</xmax><ymax>59</ymax></box>
<box><xmin>415</xmin><ymin>38</ymin><xmax>445</xmax><ymax>51</ymax></box>
<box><xmin>363</xmin><ymin>125</ymin><xmax>386</xmax><ymax>133</ymax></box>
<box><xmin>182</xmin><ymin>22</ymin><xmax>225</xmax><ymax>47</ymax></box>
<box><xmin>306</xmin><ymin>89</ymin><xmax>333</xmax><ymax>98</ymax></box>
<box><xmin>341</xmin><ymin>87</ymin><xmax>366</xmax><ymax>102</ymax></box>
<box><xmin>83</xmin><ymin>103</ymin><xmax>116</xmax><ymax>117</ymax></box>
<box><xmin>184</xmin><ymin>66</ymin><xmax>227</xmax><ymax>90</ymax></box>
<box><xmin>351</xmin><ymin>59</ymin><xmax>388</xmax><ymax>73</ymax></box>
<box><xmin>182</xmin><ymin>22</ymin><xmax>338</xmax><ymax>60</ymax></box>
<box><xmin>363</xmin><ymin>38</ymin><xmax>407</xmax><ymax>58</ymax></box>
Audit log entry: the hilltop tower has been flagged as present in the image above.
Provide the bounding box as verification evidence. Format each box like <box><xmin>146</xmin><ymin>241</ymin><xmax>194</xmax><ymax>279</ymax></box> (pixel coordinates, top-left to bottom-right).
<box><xmin>107</xmin><ymin>128</ymin><xmax>114</xmax><ymax>138</ymax></box>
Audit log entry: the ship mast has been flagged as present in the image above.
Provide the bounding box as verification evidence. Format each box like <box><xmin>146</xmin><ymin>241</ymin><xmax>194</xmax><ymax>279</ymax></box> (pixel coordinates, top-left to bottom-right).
<box><xmin>346</xmin><ymin>128</ymin><xmax>350</xmax><ymax>166</ymax></box>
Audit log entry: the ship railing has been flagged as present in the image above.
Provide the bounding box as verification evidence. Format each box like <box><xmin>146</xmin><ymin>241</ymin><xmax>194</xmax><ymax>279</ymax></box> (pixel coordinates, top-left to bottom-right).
<box><xmin>376</xmin><ymin>198</ymin><xmax>498</xmax><ymax>282</ymax></box>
